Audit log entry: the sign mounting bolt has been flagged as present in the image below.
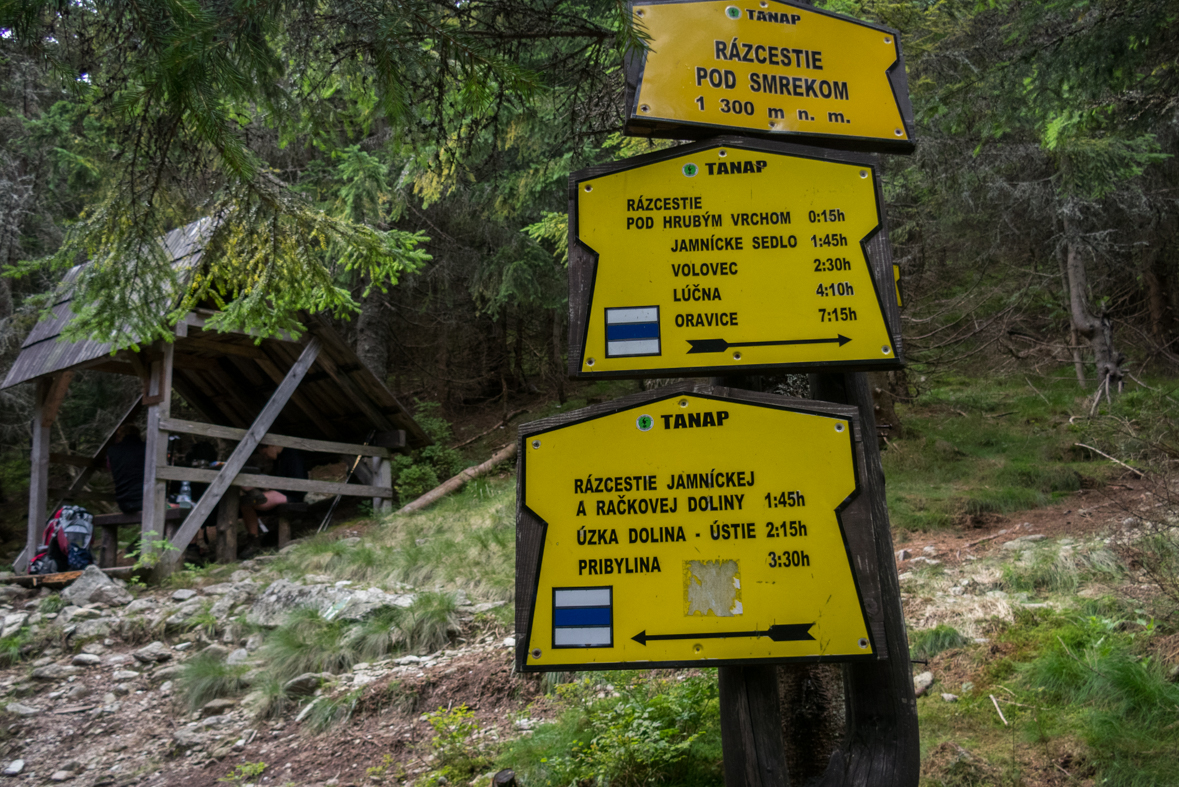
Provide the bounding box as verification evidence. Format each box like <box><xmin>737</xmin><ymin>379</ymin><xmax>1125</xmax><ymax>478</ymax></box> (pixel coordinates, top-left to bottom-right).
<box><xmin>532</xmin><ymin>440</ymin><xmax>541</xmax><ymax>449</ymax></box>
<box><xmin>584</xmin><ymin>184</ymin><xmax>593</xmax><ymax>192</ymax></box>
<box><xmin>884</xmin><ymin>36</ymin><xmax>892</xmax><ymax>44</ymax></box>
<box><xmin>858</xmin><ymin>638</ymin><xmax>869</xmax><ymax>649</ymax></box>
<box><xmin>640</xmin><ymin>104</ymin><xmax>650</xmax><ymax>113</ymax></box>
<box><xmin>860</xmin><ymin>170</ymin><xmax>868</xmax><ymax>178</ymax></box>
<box><xmin>835</xmin><ymin>423</ymin><xmax>845</xmax><ymax>433</ymax></box>
<box><xmin>586</xmin><ymin>357</ymin><xmax>595</xmax><ymax>367</ymax></box>
<box><xmin>732</xmin><ymin>351</ymin><xmax>742</xmax><ymax>360</ymax></box>
<box><xmin>679</xmin><ymin>398</ymin><xmax>689</xmax><ymax>408</ymax></box>
<box><xmin>531</xmin><ymin>648</ymin><xmax>542</xmax><ymax>658</ymax></box>
<box><xmin>895</xmin><ymin>128</ymin><xmax>904</xmax><ymax>136</ymax></box>
<box><xmin>882</xmin><ymin>346</ymin><xmax>891</xmax><ymax>354</ymax></box>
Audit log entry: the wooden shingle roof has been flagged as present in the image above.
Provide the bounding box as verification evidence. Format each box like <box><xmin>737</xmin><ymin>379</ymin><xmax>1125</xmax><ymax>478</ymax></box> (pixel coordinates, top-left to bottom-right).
<box><xmin>2</xmin><ymin>219</ymin><xmax>430</xmax><ymax>449</ymax></box>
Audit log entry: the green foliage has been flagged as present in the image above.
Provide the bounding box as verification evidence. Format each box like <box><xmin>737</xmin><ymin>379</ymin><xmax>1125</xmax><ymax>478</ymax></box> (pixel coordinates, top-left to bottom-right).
<box><xmin>422</xmin><ymin>705</ymin><xmax>491</xmax><ymax>786</ymax></box>
<box><xmin>38</xmin><ymin>594</ymin><xmax>66</xmax><ymax>614</ymax></box>
<box><xmin>219</xmin><ymin>762</ymin><xmax>267</xmax><ymax>784</ymax></box>
<box><xmin>910</xmin><ymin>625</ymin><xmax>968</xmax><ymax>661</ymax></box>
<box><xmin>397</xmin><ymin>591</ymin><xmax>460</xmax><ymax>655</ymax></box>
<box><xmin>179</xmin><ymin>651</ymin><xmax>251</xmax><ymax>712</ymax></box>
<box><xmin>125</xmin><ymin>531</ymin><xmax>179</xmax><ymax>571</ymax></box>
<box><xmin>260</xmin><ymin>607</ymin><xmax>355</xmax><ymax>681</ymax></box>
<box><xmin>505</xmin><ymin>674</ymin><xmax>722</xmax><ymax>787</ymax></box>
<box><xmin>0</xmin><ymin>629</ymin><xmax>31</xmax><ymax>668</ymax></box>
<box><xmin>388</xmin><ymin>401</ymin><xmax>464</xmax><ymax>506</ymax></box>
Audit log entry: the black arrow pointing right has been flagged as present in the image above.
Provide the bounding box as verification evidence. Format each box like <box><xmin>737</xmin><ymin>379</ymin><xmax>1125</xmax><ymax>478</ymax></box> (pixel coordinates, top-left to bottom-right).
<box><xmin>687</xmin><ymin>336</ymin><xmax>851</xmax><ymax>354</ymax></box>
<box><xmin>631</xmin><ymin>623</ymin><xmax>815</xmax><ymax>646</ymax></box>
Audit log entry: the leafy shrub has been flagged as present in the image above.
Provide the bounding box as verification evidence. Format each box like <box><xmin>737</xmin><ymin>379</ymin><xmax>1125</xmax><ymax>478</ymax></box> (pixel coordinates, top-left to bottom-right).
<box><xmin>506</xmin><ymin>674</ymin><xmax>722</xmax><ymax>787</ymax></box>
<box><xmin>422</xmin><ymin>705</ymin><xmax>491</xmax><ymax>785</ymax></box>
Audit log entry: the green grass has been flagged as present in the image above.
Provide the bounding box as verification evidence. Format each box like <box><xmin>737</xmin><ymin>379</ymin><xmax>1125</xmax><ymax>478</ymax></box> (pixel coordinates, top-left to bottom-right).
<box><xmin>882</xmin><ymin>370</ymin><xmax>1125</xmax><ymax>531</ymax></box>
<box><xmin>178</xmin><ymin>651</ymin><xmax>251</xmax><ymax>711</ymax></box>
<box><xmin>910</xmin><ymin>624</ymin><xmax>968</xmax><ymax>661</ymax></box>
<box><xmin>303</xmin><ymin>688</ymin><xmax>364</xmax><ymax>732</ymax></box>
<box><xmin>1001</xmin><ymin>541</ymin><xmax>1122</xmax><ymax>594</ymax></box>
<box><xmin>273</xmin><ymin>475</ymin><xmax>516</xmax><ymax>599</ymax></box>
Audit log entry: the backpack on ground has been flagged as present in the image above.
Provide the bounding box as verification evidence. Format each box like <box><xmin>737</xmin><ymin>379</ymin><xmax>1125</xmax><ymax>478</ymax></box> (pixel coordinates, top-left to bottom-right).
<box><xmin>28</xmin><ymin>506</ymin><xmax>94</xmax><ymax>575</ymax></box>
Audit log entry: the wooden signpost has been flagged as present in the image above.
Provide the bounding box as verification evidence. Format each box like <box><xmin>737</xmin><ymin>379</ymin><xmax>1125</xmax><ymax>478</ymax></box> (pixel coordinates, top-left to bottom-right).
<box><xmin>623</xmin><ymin>0</ymin><xmax>916</xmax><ymax>152</ymax></box>
<box><xmin>567</xmin><ymin>136</ymin><xmax>904</xmax><ymax>378</ymax></box>
<box><xmin>517</xmin><ymin>0</ymin><xmax>920</xmax><ymax>783</ymax></box>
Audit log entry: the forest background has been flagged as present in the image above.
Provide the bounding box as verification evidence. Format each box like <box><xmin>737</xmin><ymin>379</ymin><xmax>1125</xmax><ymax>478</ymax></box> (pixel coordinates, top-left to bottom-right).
<box><xmin>1</xmin><ymin>0</ymin><xmax>1178</xmax><ymax>522</ymax></box>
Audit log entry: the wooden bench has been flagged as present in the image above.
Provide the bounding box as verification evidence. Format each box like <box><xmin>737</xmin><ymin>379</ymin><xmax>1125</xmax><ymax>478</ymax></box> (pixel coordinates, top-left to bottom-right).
<box><xmin>92</xmin><ymin>509</ymin><xmax>185</xmax><ymax>568</ymax></box>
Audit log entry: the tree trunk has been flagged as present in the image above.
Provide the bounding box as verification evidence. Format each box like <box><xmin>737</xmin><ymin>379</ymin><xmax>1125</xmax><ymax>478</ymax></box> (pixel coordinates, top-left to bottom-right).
<box><xmin>550</xmin><ymin>308</ymin><xmax>566</xmax><ymax>404</ymax></box>
<box><xmin>356</xmin><ymin>286</ymin><xmax>391</xmax><ymax>383</ymax></box>
<box><xmin>1062</xmin><ymin>221</ymin><xmax>1123</xmax><ymax>393</ymax></box>
<box><xmin>777</xmin><ymin>664</ymin><xmax>845</xmax><ymax>783</ymax></box>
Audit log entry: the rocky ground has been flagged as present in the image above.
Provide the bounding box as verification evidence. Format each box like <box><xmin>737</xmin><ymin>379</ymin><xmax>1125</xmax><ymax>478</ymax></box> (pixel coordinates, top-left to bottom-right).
<box><xmin>0</xmin><ymin>554</ymin><xmax>539</xmax><ymax>787</ymax></box>
<box><xmin>0</xmin><ymin>480</ymin><xmax>1166</xmax><ymax>787</ymax></box>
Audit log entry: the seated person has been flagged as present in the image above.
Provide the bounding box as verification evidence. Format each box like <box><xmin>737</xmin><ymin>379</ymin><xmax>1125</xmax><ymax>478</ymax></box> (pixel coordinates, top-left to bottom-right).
<box><xmin>240</xmin><ymin>443</ymin><xmax>306</xmax><ymax>552</ymax></box>
<box><xmin>106</xmin><ymin>424</ymin><xmax>146</xmax><ymax>515</ymax></box>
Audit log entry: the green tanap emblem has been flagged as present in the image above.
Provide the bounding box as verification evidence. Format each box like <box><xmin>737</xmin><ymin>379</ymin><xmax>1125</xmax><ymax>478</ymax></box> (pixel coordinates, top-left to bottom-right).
<box><xmin>725</xmin><ymin>6</ymin><xmax>741</xmax><ymax>19</ymax></box>
<box><xmin>636</xmin><ymin>414</ymin><xmax>655</xmax><ymax>432</ymax></box>
<box><xmin>682</xmin><ymin>163</ymin><xmax>699</xmax><ymax>177</ymax></box>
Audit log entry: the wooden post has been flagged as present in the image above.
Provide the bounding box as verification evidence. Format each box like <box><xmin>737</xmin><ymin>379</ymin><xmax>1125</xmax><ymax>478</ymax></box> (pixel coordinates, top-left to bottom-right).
<box><xmin>166</xmin><ymin>337</ymin><xmax>322</xmax><ymax>562</ymax></box>
<box><xmin>140</xmin><ymin>343</ymin><xmax>174</xmax><ymax>558</ymax></box>
<box><xmin>277</xmin><ymin>514</ymin><xmax>291</xmax><ymax>550</ymax></box>
<box><xmin>719</xmin><ymin>666</ymin><xmax>789</xmax><ymax>787</ymax></box>
<box><xmin>23</xmin><ymin>378</ymin><xmax>54</xmax><ymax>573</ymax></box>
<box><xmin>809</xmin><ymin>372</ymin><xmax>920</xmax><ymax>787</ymax></box>
<box><xmin>99</xmin><ymin>525</ymin><xmax>119</xmax><ymax>568</ymax></box>
<box><xmin>216</xmin><ymin>487</ymin><xmax>240</xmax><ymax>563</ymax></box>
<box><xmin>372</xmin><ymin>457</ymin><xmax>392</xmax><ymax>514</ymax></box>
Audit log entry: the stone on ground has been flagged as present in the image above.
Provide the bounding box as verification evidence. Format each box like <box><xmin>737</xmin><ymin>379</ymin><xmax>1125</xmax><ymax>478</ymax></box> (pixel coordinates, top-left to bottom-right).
<box><xmin>62</xmin><ymin>565</ymin><xmax>133</xmax><ymax>607</ymax></box>
<box><xmin>132</xmin><ymin>641</ymin><xmax>172</xmax><ymax>663</ymax></box>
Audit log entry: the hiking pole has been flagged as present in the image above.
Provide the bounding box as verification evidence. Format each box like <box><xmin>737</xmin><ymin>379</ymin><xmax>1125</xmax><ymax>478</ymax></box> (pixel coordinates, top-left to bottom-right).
<box><xmin>318</xmin><ymin>430</ymin><xmax>377</xmax><ymax>533</ymax></box>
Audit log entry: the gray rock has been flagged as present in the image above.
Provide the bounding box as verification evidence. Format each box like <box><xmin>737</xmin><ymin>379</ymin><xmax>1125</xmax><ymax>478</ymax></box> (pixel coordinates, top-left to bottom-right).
<box><xmin>245</xmin><ymin>633</ymin><xmax>265</xmax><ymax>652</ymax></box>
<box><xmin>49</xmin><ymin>770</ymin><xmax>73</xmax><ymax>782</ymax></box>
<box><xmin>75</xmin><ymin>618</ymin><xmax>116</xmax><ymax>639</ymax></box>
<box><xmin>110</xmin><ymin>685</ymin><xmax>130</xmax><ymax>697</ymax></box>
<box><xmin>71</xmin><ymin>654</ymin><xmax>101</xmax><ymax>667</ymax></box>
<box><xmin>3</xmin><ymin>760</ymin><xmax>24</xmax><ymax>775</ymax></box>
<box><xmin>123</xmin><ymin>598</ymin><xmax>156</xmax><ymax>615</ymax></box>
<box><xmin>201</xmin><ymin>698</ymin><xmax>238</xmax><ymax>716</ymax></box>
<box><xmin>171</xmin><ymin>589</ymin><xmax>198</xmax><ymax>602</ymax></box>
<box><xmin>5</xmin><ymin>703</ymin><xmax>41</xmax><ymax>717</ymax></box>
<box><xmin>172</xmin><ymin>729</ymin><xmax>206</xmax><ymax>748</ymax></box>
<box><xmin>200</xmin><ymin>714</ymin><xmax>231</xmax><ymax>728</ymax></box>
<box><xmin>65</xmin><ymin>684</ymin><xmax>90</xmax><ymax>700</ymax></box>
<box><xmin>111</xmin><ymin>670</ymin><xmax>139</xmax><ymax>681</ymax></box>
<box><xmin>61</xmin><ymin>566</ymin><xmax>132</xmax><ymax>607</ymax></box>
<box><xmin>0</xmin><ymin>587</ymin><xmax>26</xmax><ymax>601</ymax></box>
<box><xmin>198</xmin><ymin>644</ymin><xmax>230</xmax><ymax>660</ymax></box>
<box><xmin>941</xmin><ymin>693</ymin><xmax>959</xmax><ymax>702</ymax></box>
<box><xmin>226</xmin><ymin>648</ymin><xmax>250</xmax><ymax>665</ymax></box>
<box><xmin>914</xmin><ymin>671</ymin><xmax>934</xmax><ymax>697</ymax></box>
<box><xmin>80</xmin><ymin>642</ymin><xmax>107</xmax><ymax>656</ymax></box>
<box><xmin>32</xmin><ymin>664</ymin><xmax>80</xmax><ymax>680</ymax></box>
<box><xmin>159</xmin><ymin>680</ymin><xmax>174</xmax><ymax>695</ymax></box>
<box><xmin>230</xmin><ymin>570</ymin><xmax>253</xmax><ymax>583</ymax></box>
<box><xmin>246</xmin><ymin>579</ymin><xmax>414</xmax><ymax>628</ymax></box>
<box><xmin>132</xmin><ymin>641</ymin><xmax>172</xmax><ymax>664</ymax></box>
<box><xmin>895</xmin><ymin>548</ymin><xmax>911</xmax><ymax>561</ymax></box>
<box><xmin>283</xmin><ymin>672</ymin><xmax>329</xmax><ymax>696</ymax></box>
<box><xmin>1</xmin><ymin>612</ymin><xmax>28</xmax><ymax>639</ymax></box>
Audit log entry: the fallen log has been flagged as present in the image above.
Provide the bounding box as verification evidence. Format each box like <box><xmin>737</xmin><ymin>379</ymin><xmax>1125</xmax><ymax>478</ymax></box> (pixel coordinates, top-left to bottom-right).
<box><xmin>396</xmin><ymin>442</ymin><xmax>518</xmax><ymax>515</ymax></box>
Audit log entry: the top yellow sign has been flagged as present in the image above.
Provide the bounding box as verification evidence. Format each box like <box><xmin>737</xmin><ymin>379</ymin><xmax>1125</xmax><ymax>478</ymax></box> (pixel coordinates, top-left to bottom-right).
<box><xmin>624</xmin><ymin>0</ymin><xmax>915</xmax><ymax>152</ymax></box>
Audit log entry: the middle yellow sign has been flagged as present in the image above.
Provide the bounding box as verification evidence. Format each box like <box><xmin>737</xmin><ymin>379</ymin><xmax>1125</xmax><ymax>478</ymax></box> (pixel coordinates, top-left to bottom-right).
<box><xmin>568</xmin><ymin>137</ymin><xmax>903</xmax><ymax>378</ymax></box>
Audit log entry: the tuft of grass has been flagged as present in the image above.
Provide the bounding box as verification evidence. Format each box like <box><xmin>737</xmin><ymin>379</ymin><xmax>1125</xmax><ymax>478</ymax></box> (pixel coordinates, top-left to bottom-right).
<box><xmin>0</xmin><ymin>630</ymin><xmax>30</xmax><ymax>668</ymax></box>
<box><xmin>398</xmin><ymin>591</ymin><xmax>460</xmax><ymax>655</ymax></box>
<box><xmin>1002</xmin><ymin>542</ymin><xmax>1121</xmax><ymax>594</ymax></box>
<box><xmin>39</xmin><ymin>594</ymin><xmax>66</xmax><ymax>614</ymax></box>
<box><xmin>179</xmin><ymin>651</ymin><xmax>250</xmax><ymax>711</ymax></box>
<box><xmin>303</xmin><ymin>688</ymin><xmax>363</xmax><ymax>732</ymax></box>
<box><xmin>345</xmin><ymin>606</ymin><xmax>406</xmax><ymax>662</ymax></box>
<box><xmin>910</xmin><ymin>625</ymin><xmax>968</xmax><ymax>661</ymax></box>
<box><xmin>248</xmin><ymin>673</ymin><xmax>294</xmax><ymax>721</ymax></box>
<box><xmin>260</xmin><ymin>607</ymin><xmax>355</xmax><ymax>682</ymax></box>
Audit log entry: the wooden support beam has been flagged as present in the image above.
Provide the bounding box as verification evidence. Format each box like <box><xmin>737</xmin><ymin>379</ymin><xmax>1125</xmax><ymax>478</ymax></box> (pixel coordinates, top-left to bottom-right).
<box><xmin>40</xmin><ymin>372</ymin><xmax>74</xmax><ymax>427</ymax></box>
<box><xmin>372</xmin><ymin>457</ymin><xmax>392</xmax><ymax>513</ymax></box>
<box><xmin>178</xmin><ymin>335</ymin><xmax>266</xmax><ymax>359</ymax></box>
<box><xmin>50</xmin><ymin>453</ymin><xmax>103</xmax><ymax>469</ymax></box>
<box><xmin>255</xmin><ymin>352</ymin><xmax>341</xmax><ymax>438</ymax></box>
<box><xmin>140</xmin><ymin>343</ymin><xmax>174</xmax><ymax>551</ymax></box>
<box><xmin>216</xmin><ymin>488</ymin><xmax>240</xmax><ymax>564</ymax></box>
<box><xmin>165</xmin><ymin>337</ymin><xmax>322</xmax><ymax>562</ymax></box>
<box><xmin>22</xmin><ymin>378</ymin><xmax>53</xmax><ymax>573</ymax></box>
<box><xmin>155</xmin><ymin>465</ymin><xmax>392</xmax><ymax>498</ymax></box>
<box><xmin>313</xmin><ymin>351</ymin><xmax>394</xmax><ymax>431</ymax></box>
<box><xmin>719</xmin><ymin>666</ymin><xmax>788</xmax><ymax>787</ymax></box>
<box><xmin>158</xmin><ymin>417</ymin><xmax>390</xmax><ymax>458</ymax></box>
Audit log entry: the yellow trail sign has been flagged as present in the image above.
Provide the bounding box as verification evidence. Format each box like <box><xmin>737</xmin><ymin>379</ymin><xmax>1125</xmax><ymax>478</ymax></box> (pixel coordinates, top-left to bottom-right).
<box><xmin>624</xmin><ymin>0</ymin><xmax>915</xmax><ymax>152</ymax></box>
<box><xmin>568</xmin><ymin>136</ymin><xmax>903</xmax><ymax>378</ymax></box>
<box><xmin>515</xmin><ymin>387</ymin><xmax>886</xmax><ymax>671</ymax></box>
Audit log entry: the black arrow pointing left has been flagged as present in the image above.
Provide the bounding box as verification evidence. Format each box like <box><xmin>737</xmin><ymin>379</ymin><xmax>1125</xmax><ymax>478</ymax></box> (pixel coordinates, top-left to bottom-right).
<box><xmin>632</xmin><ymin>623</ymin><xmax>815</xmax><ymax>646</ymax></box>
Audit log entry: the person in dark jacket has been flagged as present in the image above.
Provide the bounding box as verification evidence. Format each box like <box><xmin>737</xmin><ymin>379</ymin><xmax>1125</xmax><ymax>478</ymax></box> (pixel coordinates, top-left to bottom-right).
<box><xmin>240</xmin><ymin>443</ymin><xmax>306</xmax><ymax>553</ymax></box>
<box><xmin>106</xmin><ymin>424</ymin><xmax>146</xmax><ymax>515</ymax></box>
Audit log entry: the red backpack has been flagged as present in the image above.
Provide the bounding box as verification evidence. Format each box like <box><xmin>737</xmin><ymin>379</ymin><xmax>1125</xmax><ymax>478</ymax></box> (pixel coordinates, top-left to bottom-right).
<box><xmin>28</xmin><ymin>506</ymin><xmax>93</xmax><ymax>575</ymax></box>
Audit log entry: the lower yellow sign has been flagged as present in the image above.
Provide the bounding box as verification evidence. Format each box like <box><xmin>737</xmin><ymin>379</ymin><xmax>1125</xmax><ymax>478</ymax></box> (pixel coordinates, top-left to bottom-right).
<box><xmin>517</xmin><ymin>391</ymin><xmax>877</xmax><ymax>670</ymax></box>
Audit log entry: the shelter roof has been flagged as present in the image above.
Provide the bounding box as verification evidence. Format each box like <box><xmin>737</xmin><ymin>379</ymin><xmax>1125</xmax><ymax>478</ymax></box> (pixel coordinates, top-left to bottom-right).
<box><xmin>1</xmin><ymin>219</ymin><xmax>431</xmax><ymax>449</ymax></box>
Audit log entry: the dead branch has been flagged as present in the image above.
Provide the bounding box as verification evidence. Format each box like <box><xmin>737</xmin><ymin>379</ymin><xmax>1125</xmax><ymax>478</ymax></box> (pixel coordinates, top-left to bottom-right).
<box><xmin>453</xmin><ymin>408</ymin><xmax>529</xmax><ymax>449</ymax></box>
<box><xmin>396</xmin><ymin>442</ymin><xmax>518</xmax><ymax>514</ymax></box>
<box><xmin>1074</xmin><ymin>443</ymin><xmax>1145</xmax><ymax>478</ymax></box>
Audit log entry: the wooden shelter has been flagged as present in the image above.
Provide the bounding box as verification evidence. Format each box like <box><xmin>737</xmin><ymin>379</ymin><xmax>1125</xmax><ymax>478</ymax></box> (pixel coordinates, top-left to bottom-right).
<box><xmin>3</xmin><ymin>219</ymin><xmax>430</xmax><ymax>571</ymax></box>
